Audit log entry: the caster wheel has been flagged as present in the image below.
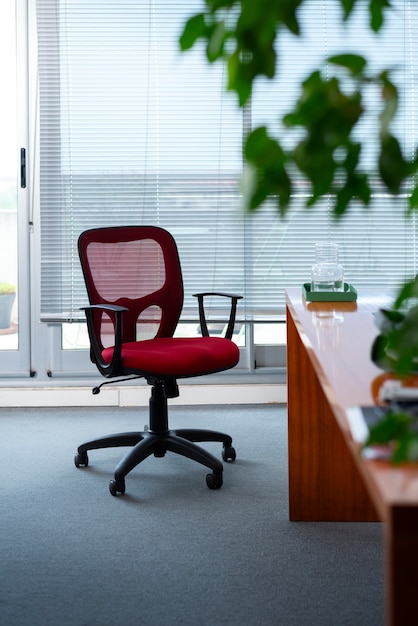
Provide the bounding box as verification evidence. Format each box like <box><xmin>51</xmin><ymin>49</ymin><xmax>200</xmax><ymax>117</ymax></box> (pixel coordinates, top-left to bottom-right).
<box><xmin>109</xmin><ymin>479</ymin><xmax>126</xmax><ymax>496</ymax></box>
<box><xmin>222</xmin><ymin>445</ymin><xmax>236</xmax><ymax>463</ymax></box>
<box><xmin>206</xmin><ymin>473</ymin><xmax>223</xmax><ymax>490</ymax></box>
<box><xmin>74</xmin><ymin>452</ymin><xmax>88</xmax><ymax>468</ymax></box>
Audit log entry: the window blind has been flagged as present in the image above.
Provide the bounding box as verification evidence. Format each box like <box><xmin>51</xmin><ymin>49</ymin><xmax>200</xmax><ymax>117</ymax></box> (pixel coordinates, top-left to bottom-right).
<box><xmin>251</xmin><ymin>0</ymin><xmax>418</xmax><ymax>298</ymax></box>
<box><xmin>36</xmin><ymin>0</ymin><xmax>418</xmax><ymax>323</ymax></box>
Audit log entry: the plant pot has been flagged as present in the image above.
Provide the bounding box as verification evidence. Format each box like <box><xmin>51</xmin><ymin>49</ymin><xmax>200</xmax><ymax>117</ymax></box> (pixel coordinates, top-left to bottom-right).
<box><xmin>0</xmin><ymin>293</ymin><xmax>16</xmax><ymax>329</ymax></box>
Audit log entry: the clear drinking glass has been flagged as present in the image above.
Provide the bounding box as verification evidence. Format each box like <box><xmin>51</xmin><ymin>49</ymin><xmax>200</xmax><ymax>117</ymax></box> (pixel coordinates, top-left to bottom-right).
<box><xmin>311</xmin><ymin>242</ymin><xmax>344</xmax><ymax>292</ymax></box>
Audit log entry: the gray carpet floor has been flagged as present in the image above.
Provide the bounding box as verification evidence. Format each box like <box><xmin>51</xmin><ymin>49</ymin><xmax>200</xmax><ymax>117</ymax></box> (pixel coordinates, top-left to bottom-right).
<box><xmin>0</xmin><ymin>404</ymin><xmax>384</xmax><ymax>626</ymax></box>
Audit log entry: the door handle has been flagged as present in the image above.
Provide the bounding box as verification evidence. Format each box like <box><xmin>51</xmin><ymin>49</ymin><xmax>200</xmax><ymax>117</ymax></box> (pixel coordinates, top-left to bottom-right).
<box><xmin>20</xmin><ymin>148</ymin><xmax>26</xmax><ymax>188</ymax></box>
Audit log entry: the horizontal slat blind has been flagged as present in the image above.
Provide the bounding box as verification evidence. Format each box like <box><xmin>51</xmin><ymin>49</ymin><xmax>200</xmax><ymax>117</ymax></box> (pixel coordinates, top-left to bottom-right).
<box><xmin>252</xmin><ymin>0</ymin><xmax>418</xmax><ymax>300</ymax></box>
<box><xmin>36</xmin><ymin>0</ymin><xmax>417</xmax><ymax>322</ymax></box>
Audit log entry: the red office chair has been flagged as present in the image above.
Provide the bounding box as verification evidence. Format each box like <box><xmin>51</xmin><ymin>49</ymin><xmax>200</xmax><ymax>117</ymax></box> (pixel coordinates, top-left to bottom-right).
<box><xmin>75</xmin><ymin>226</ymin><xmax>242</xmax><ymax>496</ymax></box>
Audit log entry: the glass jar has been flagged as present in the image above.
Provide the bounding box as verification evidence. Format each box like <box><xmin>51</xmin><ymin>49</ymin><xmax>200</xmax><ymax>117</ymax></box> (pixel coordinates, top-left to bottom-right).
<box><xmin>311</xmin><ymin>242</ymin><xmax>344</xmax><ymax>292</ymax></box>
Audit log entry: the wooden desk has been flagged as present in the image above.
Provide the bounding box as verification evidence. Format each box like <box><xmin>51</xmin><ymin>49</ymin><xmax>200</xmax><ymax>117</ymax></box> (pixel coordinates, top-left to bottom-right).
<box><xmin>286</xmin><ymin>289</ymin><xmax>418</xmax><ymax>626</ymax></box>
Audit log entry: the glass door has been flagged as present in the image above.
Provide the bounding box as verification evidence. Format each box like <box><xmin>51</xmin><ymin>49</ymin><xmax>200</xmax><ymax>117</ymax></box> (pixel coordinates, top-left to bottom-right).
<box><xmin>0</xmin><ymin>0</ymin><xmax>30</xmax><ymax>376</ymax></box>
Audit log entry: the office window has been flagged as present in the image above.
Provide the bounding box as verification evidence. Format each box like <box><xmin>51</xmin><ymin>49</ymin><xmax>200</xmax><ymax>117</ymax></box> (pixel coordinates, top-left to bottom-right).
<box><xmin>36</xmin><ymin>0</ymin><xmax>418</xmax><ymax>333</ymax></box>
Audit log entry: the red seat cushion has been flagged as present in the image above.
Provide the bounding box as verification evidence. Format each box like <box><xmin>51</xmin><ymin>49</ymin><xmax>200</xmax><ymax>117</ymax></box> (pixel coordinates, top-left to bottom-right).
<box><xmin>102</xmin><ymin>336</ymin><xmax>240</xmax><ymax>378</ymax></box>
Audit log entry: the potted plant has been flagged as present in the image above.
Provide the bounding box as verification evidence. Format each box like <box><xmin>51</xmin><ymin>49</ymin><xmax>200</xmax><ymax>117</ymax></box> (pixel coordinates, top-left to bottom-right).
<box><xmin>0</xmin><ymin>282</ymin><xmax>16</xmax><ymax>330</ymax></box>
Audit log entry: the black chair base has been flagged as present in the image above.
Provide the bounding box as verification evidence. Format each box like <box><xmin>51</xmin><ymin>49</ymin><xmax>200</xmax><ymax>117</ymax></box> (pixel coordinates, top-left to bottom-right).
<box><xmin>74</xmin><ymin>381</ymin><xmax>236</xmax><ymax>495</ymax></box>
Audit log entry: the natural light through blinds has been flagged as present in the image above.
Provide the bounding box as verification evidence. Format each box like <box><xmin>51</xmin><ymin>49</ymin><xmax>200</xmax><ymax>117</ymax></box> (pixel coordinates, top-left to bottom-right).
<box><xmin>36</xmin><ymin>0</ymin><xmax>418</xmax><ymax>322</ymax></box>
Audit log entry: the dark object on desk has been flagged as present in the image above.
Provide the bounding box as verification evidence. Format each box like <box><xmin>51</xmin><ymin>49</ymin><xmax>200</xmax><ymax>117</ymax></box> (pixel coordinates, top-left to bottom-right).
<box><xmin>75</xmin><ymin>225</ymin><xmax>242</xmax><ymax>496</ymax></box>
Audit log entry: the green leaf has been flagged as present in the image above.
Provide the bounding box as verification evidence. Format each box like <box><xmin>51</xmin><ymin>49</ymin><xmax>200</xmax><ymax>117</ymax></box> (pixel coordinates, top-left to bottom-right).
<box><xmin>388</xmin><ymin>307</ymin><xmax>418</xmax><ymax>374</ymax></box>
<box><xmin>276</xmin><ymin>0</ymin><xmax>303</xmax><ymax>35</ymax></box>
<box><xmin>379</xmin><ymin>72</ymin><xmax>398</xmax><ymax>132</ymax></box>
<box><xmin>366</xmin><ymin>409</ymin><xmax>418</xmax><ymax>464</ymax></box>
<box><xmin>179</xmin><ymin>14</ymin><xmax>207</xmax><ymax>51</ymax></box>
<box><xmin>227</xmin><ymin>52</ymin><xmax>253</xmax><ymax>106</ymax></box>
<box><xmin>374</xmin><ymin>307</ymin><xmax>405</xmax><ymax>329</ymax></box>
<box><xmin>334</xmin><ymin>172</ymin><xmax>371</xmax><ymax>217</ymax></box>
<box><xmin>340</xmin><ymin>0</ymin><xmax>356</xmax><ymax>20</ymax></box>
<box><xmin>340</xmin><ymin>0</ymin><xmax>391</xmax><ymax>31</ymax></box>
<box><xmin>378</xmin><ymin>134</ymin><xmax>409</xmax><ymax>194</ymax></box>
<box><xmin>328</xmin><ymin>54</ymin><xmax>367</xmax><ymax>76</ymax></box>
<box><xmin>343</xmin><ymin>142</ymin><xmax>361</xmax><ymax>172</ymax></box>
<box><xmin>244</xmin><ymin>127</ymin><xmax>284</xmax><ymax>166</ymax></box>
<box><xmin>367</xmin><ymin>410</ymin><xmax>410</xmax><ymax>444</ymax></box>
<box><xmin>243</xmin><ymin>127</ymin><xmax>291</xmax><ymax>213</ymax></box>
<box><xmin>370</xmin><ymin>333</ymin><xmax>397</xmax><ymax>371</ymax></box>
<box><xmin>334</xmin><ymin>185</ymin><xmax>352</xmax><ymax>216</ymax></box>
<box><xmin>207</xmin><ymin>20</ymin><xmax>227</xmax><ymax>61</ymax></box>
<box><xmin>394</xmin><ymin>277</ymin><xmax>418</xmax><ymax>309</ymax></box>
<box><xmin>370</xmin><ymin>0</ymin><xmax>391</xmax><ymax>33</ymax></box>
<box><xmin>392</xmin><ymin>432</ymin><xmax>416</xmax><ymax>464</ymax></box>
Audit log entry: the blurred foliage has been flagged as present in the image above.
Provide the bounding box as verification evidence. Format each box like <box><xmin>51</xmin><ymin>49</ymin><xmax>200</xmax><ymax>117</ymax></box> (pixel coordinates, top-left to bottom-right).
<box><xmin>0</xmin><ymin>282</ymin><xmax>16</xmax><ymax>294</ymax></box>
<box><xmin>365</xmin><ymin>407</ymin><xmax>418</xmax><ymax>464</ymax></box>
<box><xmin>180</xmin><ymin>0</ymin><xmax>418</xmax><ymax>217</ymax></box>
<box><xmin>371</xmin><ymin>276</ymin><xmax>418</xmax><ymax>375</ymax></box>
<box><xmin>180</xmin><ymin>1</ymin><xmax>418</xmax><ymax>461</ymax></box>
<box><xmin>356</xmin><ymin>273</ymin><xmax>418</xmax><ymax>461</ymax></box>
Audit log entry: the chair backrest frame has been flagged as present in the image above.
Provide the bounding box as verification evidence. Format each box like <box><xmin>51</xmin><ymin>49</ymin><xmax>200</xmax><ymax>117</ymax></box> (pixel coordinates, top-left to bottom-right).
<box><xmin>78</xmin><ymin>226</ymin><xmax>184</xmax><ymax>352</ymax></box>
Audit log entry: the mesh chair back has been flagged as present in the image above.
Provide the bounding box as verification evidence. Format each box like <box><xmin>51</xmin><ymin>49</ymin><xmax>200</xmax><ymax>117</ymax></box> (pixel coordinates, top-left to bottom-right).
<box><xmin>78</xmin><ymin>226</ymin><xmax>184</xmax><ymax>348</ymax></box>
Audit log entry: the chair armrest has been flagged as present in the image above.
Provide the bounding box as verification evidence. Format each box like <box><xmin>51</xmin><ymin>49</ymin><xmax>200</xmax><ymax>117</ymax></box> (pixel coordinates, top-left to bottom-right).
<box><xmin>192</xmin><ymin>292</ymin><xmax>242</xmax><ymax>340</ymax></box>
<box><xmin>81</xmin><ymin>304</ymin><xmax>128</xmax><ymax>377</ymax></box>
